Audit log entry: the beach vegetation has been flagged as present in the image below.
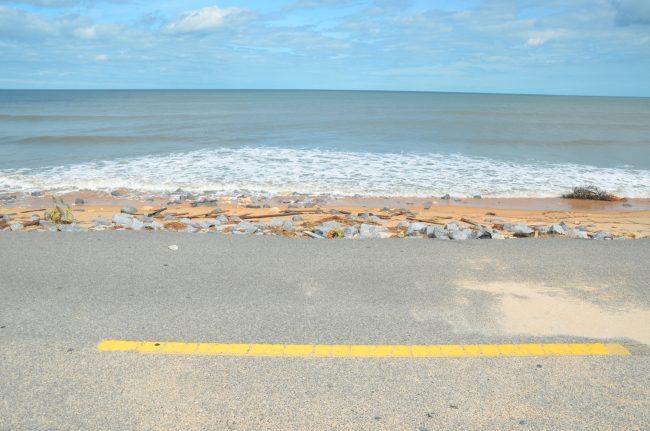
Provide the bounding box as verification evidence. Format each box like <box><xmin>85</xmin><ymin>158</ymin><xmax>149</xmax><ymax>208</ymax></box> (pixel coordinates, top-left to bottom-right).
<box><xmin>47</xmin><ymin>196</ymin><xmax>75</xmax><ymax>224</ymax></box>
<box><xmin>562</xmin><ymin>186</ymin><xmax>621</xmax><ymax>201</ymax></box>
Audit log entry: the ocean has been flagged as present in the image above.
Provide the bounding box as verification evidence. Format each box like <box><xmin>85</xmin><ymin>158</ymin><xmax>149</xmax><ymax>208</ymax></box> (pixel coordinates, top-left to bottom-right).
<box><xmin>1</xmin><ymin>89</ymin><xmax>649</xmax><ymax>197</ymax></box>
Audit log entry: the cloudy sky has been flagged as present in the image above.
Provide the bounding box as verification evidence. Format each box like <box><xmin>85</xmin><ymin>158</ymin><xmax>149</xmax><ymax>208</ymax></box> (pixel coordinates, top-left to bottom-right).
<box><xmin>1</xmin><ymin>0</ymin><xmax>649</xmax><ymax>95</ymax></box>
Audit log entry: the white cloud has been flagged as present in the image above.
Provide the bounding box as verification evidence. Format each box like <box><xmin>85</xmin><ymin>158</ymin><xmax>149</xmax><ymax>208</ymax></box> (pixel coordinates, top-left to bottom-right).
<box><xmin>164</xmin><ymin>6</ymin><xmax>244</xmax><ymax>34</ymax></box>
<box><xmin>93</xmin><ymin>53</ymin><xmax>109</xmax><ymax>61</ymax></box>
<box><xmin>526</xmin><ymin>29</ymin><xmax>569</xmax><ymax>46</ymax></box>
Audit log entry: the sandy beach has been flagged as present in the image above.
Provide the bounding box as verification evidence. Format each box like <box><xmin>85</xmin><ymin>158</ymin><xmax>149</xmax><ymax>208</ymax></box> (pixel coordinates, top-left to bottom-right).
<box><xmin>2</xmin><ymin>190</ymin><xmax>649</xmax><ymax>239</ymax></box>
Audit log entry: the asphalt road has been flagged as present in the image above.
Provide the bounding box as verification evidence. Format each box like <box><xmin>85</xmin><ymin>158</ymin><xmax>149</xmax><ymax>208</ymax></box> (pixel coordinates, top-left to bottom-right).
<box><xmin>1</xmin><ymin>233</ymin><xmax>649</xmax><ymax>430</ymax></box>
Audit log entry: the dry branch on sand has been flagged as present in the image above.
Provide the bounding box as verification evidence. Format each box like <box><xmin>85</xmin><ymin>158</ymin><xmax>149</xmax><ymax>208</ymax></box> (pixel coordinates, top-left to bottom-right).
<box><xmin>562</xmin><ymin>186</ymin><xmax>621</xmax><ymax>202</ymax></box>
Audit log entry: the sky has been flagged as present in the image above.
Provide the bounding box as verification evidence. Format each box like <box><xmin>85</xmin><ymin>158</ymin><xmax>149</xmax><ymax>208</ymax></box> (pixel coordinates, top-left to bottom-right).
<box><xmin>0</xmin><ymin>0</ymin><xmax>649</xmax><ymax>95</ymax></box>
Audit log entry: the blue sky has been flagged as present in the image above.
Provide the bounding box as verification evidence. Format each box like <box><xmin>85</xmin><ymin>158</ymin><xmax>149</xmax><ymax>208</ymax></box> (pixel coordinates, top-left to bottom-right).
<box><xmin>1</xmin><ymin>0</ymin><xmax>649</xmax><ymax>95</ymax></box>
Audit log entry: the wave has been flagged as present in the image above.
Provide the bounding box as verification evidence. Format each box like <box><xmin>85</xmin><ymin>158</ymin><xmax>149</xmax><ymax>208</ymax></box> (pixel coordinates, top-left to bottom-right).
<box><xmin>1</xmin><ymin>147</ymin><xmax>649</xmax><ymax>197</ymax></box>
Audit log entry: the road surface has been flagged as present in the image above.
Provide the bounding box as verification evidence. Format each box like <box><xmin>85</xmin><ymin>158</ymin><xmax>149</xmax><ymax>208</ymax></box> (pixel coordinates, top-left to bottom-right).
<box><xmin>1</xmin><ymin>233</ymin><xmax>649</xmax><ymax>430</ymax></box>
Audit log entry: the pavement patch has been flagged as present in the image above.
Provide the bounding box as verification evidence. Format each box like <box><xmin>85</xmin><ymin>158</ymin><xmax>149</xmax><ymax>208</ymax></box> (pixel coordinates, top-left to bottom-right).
<box><xmin>98</xmin><ymin>340</ymin><xmax>631</xmax><ymax>358</ymax></box>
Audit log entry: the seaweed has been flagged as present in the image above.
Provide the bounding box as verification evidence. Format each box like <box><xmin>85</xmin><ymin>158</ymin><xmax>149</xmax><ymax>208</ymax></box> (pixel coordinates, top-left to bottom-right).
<box><xmin>562</xmin><ymin>186</ymin><xmax>621</xmax><ymax>201</ymax></box>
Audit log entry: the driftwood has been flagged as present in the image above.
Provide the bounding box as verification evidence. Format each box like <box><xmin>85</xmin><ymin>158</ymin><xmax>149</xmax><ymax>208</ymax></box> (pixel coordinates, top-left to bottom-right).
<box><xmin>406</xmin><ymin>216</ymin><xmax>453</xmax><ymax>225</ymax></box>
<box><xmin>20</xmin><ymin>208</ymin><xmax>46</xmax><ymax>214</ymax></box>
<box><xmin>145</xmin><ymin>207</ymin><xmax>167</xmax><ymax>217</ymax></box>
<box><xmin>460</xmin><ymin>217</ymin><xmax>483</xmax><ymax>227</ymax></box>
<box><xmin>240</xmin><ymin>210</ymin><xmax>323</xmax><ymax>220</ymax></box>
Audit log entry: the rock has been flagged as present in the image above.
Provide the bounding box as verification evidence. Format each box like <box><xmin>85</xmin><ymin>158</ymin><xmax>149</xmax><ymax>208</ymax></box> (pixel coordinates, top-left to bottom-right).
<box><xmin>0</xmin><ymin>214</ymin><xmax>10</xmax><ymax>222</ymax></box>
<box><xmin>503</xmin><ymin>223</ymin><xmax>534</xmax><ymax>236</ymax></box>
<box><xmin>130</xmin><ymin>218</ymin><xmax>144</xmax><ymax>231</ymax></box>
<box><xmin>423</xmin><ymin>201</ymin><xmax>433</xmax><ymax>210</ymax></box>
<box><xmin>30</xmin><ymin>191</ymin><xmax>43</xmax><ymax>196</ymax></box>
<box><xmin>406</xmin><ymin>222</ymin><xmax>427</xmax><ymax>236</ymax></box>
<box><xmin>535</xmin><ymin>225</ymin><xmax>550</xmax><ymax>235</ymax></box>
<box><xmin>216</xmin><ymin>214</ymin><xmax>229</xmax><ymax>223</ymax></box>
<box><xmin>144</xmin><ymin>221</ymin><xmax>163</xmax><ymax>230</ymax></box>
<box><xmin>288</xmin><ymin>203</ymin><xmax>305</xmax><ymax>209</ymax></box>
<box><xmin>93</xmin><ymin>217</ymin><xmax>111</xmax><ymax>226</ymax></box>
<box><xmin>322</xmin><ymin>221</ymin><xmax>341</xmax><ymax>230</ymax></box>
<box><xmin>185</xmin><ymin>225</ymin><xmax>198</xmax><ymax>233</ymax></box>
<box><xmin>367</xmin><ymin>215</ymin><xmax>382</xmax><ymax>223</ymax></box>
<box><xmin>549</xmin><ymin>224</ymin><xmax>567</xmax><ymax>235</ymax></box>
<box><xmin>74</xmin><ymin>198</ymin><xmax>85</xmax><ymax>205</ymax></box>
<box><xmin>246</xmin><ymin>204</ymin><xmax>262</xmax><ymax>208</ymax></box>
<box><xmin>0</xmin><ymin>195</ymin><xmax>17</xmax><ymax>201</ymax></box>
<box><xmin>568</xmin><ymin>229</ymin><xmax>589</xmax><ymax>239</ymax></box>
<box><xmin>343</xmin><ymin>226</ymin><xmax>357</xmax><ymax>238</ymax></box>
<box><xmin>163</xmin><ymin>214</ymin><xmax>178</xmax><ymax>221</ymax></box>
<box><xmin>591</xmin><ymin>231</ymin><xmax>611</xmax><ymax>240</ymax></box>
<box><xmin>359</xmin><ymin>223</ymin><xmax>390</xmax><ymax>239</ymax></box>
<box><xmin>211</xmin><ymin>208</ymin><xmax>224</xmax><ymax>214</ymax></box>
<box><xmin>269</xmin><ymin>218</ymin><xmax>285</xmax><ymax>227</ymax></box>
<box><xmin>291</xmin><ymin>215</ymin><xmax>304</xmax><ymax>222</ymax></box>
<box><xmin>111</xmin><ymin>189</ymin><xmax>126</xmax><ymax>197</ymax></box>
<box><xmin>112</xmin><ymin>213</ymin><xmax>134</xmax><ymax>225</ymax></box>
<box><xmin>358</xmin><ymin>212</ymin><xmax>371</xmax><ymax>219</ymax></box>
<box><xmin>10</xmin><ymin>223</ymin><xmax>24</xmax><ymax>231</ymax></box>
<box><xmin>445</xmin><ymin>221</ymin><xmax>461</xmax><ymax>231</ymax></box>
<box><xmin>168</xmin><ymin>245</ymin><xmax>178</xmax><ymax>251</ymax></box>
<box><xmin>234</xmin><ymin>221</ymin><xmax>257</xmax><ymax>234</ymax></box>
<box><xmin>450</xmin><ymin>229</ymin><xmax>473</xmax><ymax>240</ymax></box>
<box><xmin>59</xmin><ymin>223</ymin><xmax>84</xmax><ymax>233</ymax></box>
<box><xmin>120</xmin><ymin>207</ymin><xmax>138</xmax><ymax>215</ymax></box>
<box><xmin>426</xmin><ymin>226</ymin><xmax>449</xmax><ymax>240</ymax></box>
<box><xmin>441</xmin><ymin>194</ymin><xmax>451</xmax><ymax>200</ymax></box>
<box><xmin>397</xmin><ymin>221</ymin><xmax>410</xmax><ymax>229</ymax></box>
<box><xmin>476</xmin><ymin>228</ymin><xmax>494</xmax><ymax>239</ymax></box>
<box><xmin>31</xmin><ymin>214</ymin><xmax>40</xmax><ymax>221</ymax></box>
<box><xmin>229</xmin><ymin>216</ymin><xmax>242</xmax><ymax>222</ymax></box>
<box><xmin>473</xmin><ymin>195</ymin><xmax>482</xmax><ymax>199</ymax></box>
<box><xmin>39</xmin><ymin>220</ymin><xmax>55</xmax><ymax>228</ymax></box>
<box><xmin>303</xmin><ymin>231</ymin><xmax>324</xmax><ymax>239</ymax></box>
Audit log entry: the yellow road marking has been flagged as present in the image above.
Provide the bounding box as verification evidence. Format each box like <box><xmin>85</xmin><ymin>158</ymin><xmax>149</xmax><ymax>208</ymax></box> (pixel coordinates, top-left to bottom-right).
<box><xmin>97</xmin><ymin>340</ymin><xmax>631</xmax><ymax>358</ymax></box>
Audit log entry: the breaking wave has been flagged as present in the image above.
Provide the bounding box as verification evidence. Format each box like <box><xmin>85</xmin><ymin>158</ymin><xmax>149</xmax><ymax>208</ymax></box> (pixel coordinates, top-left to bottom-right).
<box><xmin>1</xmin><ymin>147</ymin><xmax>650</xmax><ymax>197</ymax></box>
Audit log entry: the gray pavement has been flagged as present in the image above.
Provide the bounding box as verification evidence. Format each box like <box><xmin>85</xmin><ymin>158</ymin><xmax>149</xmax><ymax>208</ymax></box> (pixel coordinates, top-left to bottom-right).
<box><xmin>1</xmin><ymin>233</ymin><xmax>649</xmax><ymax>430</ymax></box>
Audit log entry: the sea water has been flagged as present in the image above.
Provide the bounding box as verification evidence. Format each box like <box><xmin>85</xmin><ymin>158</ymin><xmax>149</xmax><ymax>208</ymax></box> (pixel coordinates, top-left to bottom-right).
<box><xmin>1</xmin><ymin>90</ymin><xmax>649</xmax><ymax>197</ymax></box>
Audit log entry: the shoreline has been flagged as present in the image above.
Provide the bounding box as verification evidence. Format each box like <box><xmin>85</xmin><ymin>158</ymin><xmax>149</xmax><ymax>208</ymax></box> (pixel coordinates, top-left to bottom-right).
<box><xmin>2</xmin><ymin>190</ymin><xmax>650</xmax><ymax>239</ymax></box>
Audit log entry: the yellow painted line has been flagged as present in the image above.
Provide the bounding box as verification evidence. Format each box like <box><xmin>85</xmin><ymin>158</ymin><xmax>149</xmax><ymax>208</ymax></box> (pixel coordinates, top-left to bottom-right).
<box><xmin>97</xmin><ymin>340</ymin><xmax>631</xmax><ymax>358</ymax></box>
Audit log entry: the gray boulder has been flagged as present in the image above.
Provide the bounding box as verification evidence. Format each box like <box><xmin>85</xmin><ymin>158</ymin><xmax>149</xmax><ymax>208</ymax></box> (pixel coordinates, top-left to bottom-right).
<box><xmin>445</xmin><ymin>221</ymin><xmax>461</xmax><ymax>231</ymax></box>
<box><xmin>591</xmin><ymin>231</ymin><xmax>611</xmax><ymax>240</ymax></box>
<box><xmin>397</xmin><ymin>221</ymin><xmax>410</xmax><ymax>229</ymax></box>
<box><xmin>59</xmin><ymin>223</ymin><xmax>84</xmax><ymax>233</ymax></box>
<box><xmin>94</xmin><ymin>217</ymin><xmax>111</xmax><ymax>226</ymax></box>
<box><xmin>450</xmin><ymin>228</ymin><xmax>473</xmax><ymax>241</ymax></box>
<box><xmin>406</xmin><ymin>222</ymin><xmax>427</xmax><ymax>236</ymax></box>
<box><xmin>39</xmin><ymin>220</ymin><xmax>55</xmax><ymax>228</ymax></box>
<box><xmin>359</xmin><ymin>223</ymin><xmax>390</xmax><ymax>239</ymax></box>
<box><xmin>549</xmin><ymin>224</ymin><xmax>567</xmax><ymax>235</ymax></box>
<box><xmin>503</xmin><ymin>223</ymin><xmax>534</xmax><ymax>236</ymax></box>
<box><xmin>426</xmin><ymin>226</ymin><xmax>449</xmax><ymax>240</ymax></box>
<box><xmin>343</xmin><ymin>226</ymin><xmax>357</xmax><ymax>238</ymax></box>
<box><xmin>9</xmin><ymin>223</ymin><xmax>24</xmax><ymax>231</ymax></box>
<box><xmin>567</xmin><ymin>229</ymin><xmax>589</xmax><ymax>239</ymax></box>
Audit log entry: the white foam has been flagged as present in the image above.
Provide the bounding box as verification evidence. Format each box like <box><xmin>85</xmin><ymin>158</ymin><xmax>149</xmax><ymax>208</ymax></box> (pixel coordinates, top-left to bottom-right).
<box><xmin>1</xmin><ymin>147</ymin><xmax>650</xmax><ymax>197</ymax></box>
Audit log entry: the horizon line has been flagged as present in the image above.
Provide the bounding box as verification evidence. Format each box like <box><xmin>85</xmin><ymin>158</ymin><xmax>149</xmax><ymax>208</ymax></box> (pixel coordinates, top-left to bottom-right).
<box><xmin>0</xmin><ymin>88</ymin><xmax>648</xmax><ymax>99</ymax></box>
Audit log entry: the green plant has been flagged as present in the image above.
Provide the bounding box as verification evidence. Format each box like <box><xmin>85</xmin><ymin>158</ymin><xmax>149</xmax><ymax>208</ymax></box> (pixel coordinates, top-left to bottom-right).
<box><xmin>47</xmin><ymin>196</ymin><xmax>75</xmax><ymax>224</ymax></box>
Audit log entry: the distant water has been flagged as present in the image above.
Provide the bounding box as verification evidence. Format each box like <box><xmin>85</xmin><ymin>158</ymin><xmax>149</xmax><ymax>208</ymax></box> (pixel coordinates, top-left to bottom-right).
<box><xmin>1</xmin><ymin>90</ymin><xmax>649</xmax><ymax>197</ymax></box>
